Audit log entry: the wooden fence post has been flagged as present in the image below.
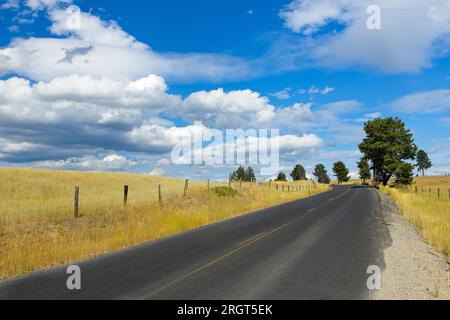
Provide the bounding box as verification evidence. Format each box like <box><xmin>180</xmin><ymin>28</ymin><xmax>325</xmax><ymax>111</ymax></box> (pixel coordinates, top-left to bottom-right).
<box><xmin>308</xmin><ymin>186</ymin><xmax>311</xmax><ymax>197</ymax></box>
<box><xmin>415</xmin><ymin>186</ymin><xmax>417</xmax><ymax>194</ymax></box>
<box><xmin>74</xmin><ymin>186</ymin><xmax>80</xmax><ymax>218</ymax></box>
<box><xmin>207</xmin><ymin>179</ymin><xmax>210</xmax><ymax>192</ymax></box>
<box><xmin>158</xmin><ymin>184</ymin><xmax>163</xmax><ymax>206</ymax></box>
<box><xmin>183</xmin><ymin>179</ymin><xmax>189</xmax><ymax>198</ymax></box>
<box><xmin>448</xmin><ymin>189</ymin><xmax>450</xmax><ymax>200</ymax></box>
<box><xmin>429</xmin><ymin>188</ymin><xmax>432</xmax><ymax>196</ymax></box>
<box><xmin>123</xmin><ymin>185</ymin><xmax>129</xmax><ymax>206</ymax></box>
<box><xmin>269</xmin><ymin>180</ymin><xmax>272</xmax><ymax>189</ymax></box>
<box><xmin>437</xmin><ymin>188</ymin><xmax>440</xmax><ymax>199</ymax></box>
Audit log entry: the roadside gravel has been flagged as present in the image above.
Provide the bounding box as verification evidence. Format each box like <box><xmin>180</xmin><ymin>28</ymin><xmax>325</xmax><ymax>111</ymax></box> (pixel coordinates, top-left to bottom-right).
<box><xmin>375</xmin><ymin>191</ymin><xmax>450</xmax><ymax>300</ymax></box>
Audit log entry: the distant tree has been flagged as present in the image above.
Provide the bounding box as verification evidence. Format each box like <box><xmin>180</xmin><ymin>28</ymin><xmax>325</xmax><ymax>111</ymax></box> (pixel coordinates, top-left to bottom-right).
<box><xmin>275</xmin><ymin>172</ymin><xmax>288</xmax><ymax>182</ymax></box>
<box><xmin>357</xmin><ymin>158</ymin><xmax>371</xmax><ymax>184</ymax></box>
<box><xmin>230</xmin><ymin>166</ymin><xmax>256</xmax><ymax>182</ymax></box>
<box><xmin>246</xmin><ymin>166</ymin><xmax>256</xmax><ymax>182</ymax></box>
<box><xmin>290</xmin><ymin>164</ymin><xmax>307</xmax><ymax>181</ymax></box>
<box><xmin>332</xmin><ymin>161</ymin><xmax>351</xmax><ymax>184</ymax></box>
<box><xmin>394</xmin><ymin>163</ymin><xmax>414</xmax><ymax>186</ymax></box>
<box><xmin>230</xmin><ymin>166</ymin><xmax>246</xmax><ymax>181</ymax></box>
<box><xmin>416</xmin><ymin>150</ymin><xmax>432</xmax><ymax>176</ymax></box>
<box><xmin>359</xmin><ymin>117</ymin><xmax>417</xmax><ymax>186</ymax></box>
<box><xmin>313</xmin><ymin>164</ymin><xmax>331</xmax><ymax>184</ymax></box>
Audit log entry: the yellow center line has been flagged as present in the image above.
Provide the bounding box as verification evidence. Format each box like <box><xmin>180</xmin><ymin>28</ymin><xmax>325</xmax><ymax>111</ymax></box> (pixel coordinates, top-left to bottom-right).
<box><xmin>238</xmin><ymin>231</ymin><xmax>269</xmax><ymax>246</ymax></box>
<box><xmin>140</xmin><ymin>187</ymin><xmax>352</xmax><ymax>299</ymax></box>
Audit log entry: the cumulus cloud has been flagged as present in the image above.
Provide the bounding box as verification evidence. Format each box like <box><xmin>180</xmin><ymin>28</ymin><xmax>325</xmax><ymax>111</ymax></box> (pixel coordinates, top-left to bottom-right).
<box><xmin>279</xmin><ymin>0</ymin><xmax>450</xmax><ymax>73</ymax></box>
<box><xmin>0</xmin><ymin>73</ymin><xmax>332</xmax><ymax>168</ymax></box>
<box><xmin>0</xmin><ymin>74</ymin><xmax>183</xmax><ymax>162</ymax></box>
<box><xmin>0</xmin><ymin>5</ymin><xmax>254</xmax><ymax>83</ymax></box>
<box><xmin>181</xmin><ymin>88</ymin><xmax>276</xmax><ymax>128</ymax></box>
<box><xmin>49</xmin><ymin>7</ymin><xmax>148</xmax><ymax>49</ymax></box>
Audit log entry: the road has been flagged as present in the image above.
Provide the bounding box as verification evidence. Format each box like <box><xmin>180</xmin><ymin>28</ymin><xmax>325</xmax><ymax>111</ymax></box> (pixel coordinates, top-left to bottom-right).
<box><xmin>0</xmin><ymin>185</ymin><xmax>389</xmax><ymax>300</ymax></box>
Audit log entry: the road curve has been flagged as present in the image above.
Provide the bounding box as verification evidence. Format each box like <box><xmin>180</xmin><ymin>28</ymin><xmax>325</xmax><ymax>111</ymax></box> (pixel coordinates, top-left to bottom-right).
<box><xmin>0</xmin><ymin>185</ymin><xmax>389</xmax><ymax>300</ymax></box>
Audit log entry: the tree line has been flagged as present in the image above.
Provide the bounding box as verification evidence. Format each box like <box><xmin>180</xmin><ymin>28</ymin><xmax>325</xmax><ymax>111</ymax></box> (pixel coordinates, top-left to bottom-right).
<box><xmin>229</xmin><ymin>117</ymin><xmax>433</xmax><ymax>187</ymax></box>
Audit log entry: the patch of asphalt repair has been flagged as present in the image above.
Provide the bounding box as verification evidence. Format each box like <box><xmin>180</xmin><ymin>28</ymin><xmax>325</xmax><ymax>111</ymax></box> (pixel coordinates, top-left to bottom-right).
<box><xmin>374</xmin><ymin>191</ymin><xmax>450</xmax><ymax>300</ymax></box>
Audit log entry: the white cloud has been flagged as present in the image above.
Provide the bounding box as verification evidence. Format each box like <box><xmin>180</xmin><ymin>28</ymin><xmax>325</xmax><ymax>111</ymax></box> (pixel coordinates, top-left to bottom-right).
<box><xmin>181</xmin><ymin>88</ymin><xmax>276</xmax><ymax>128</ymax></box>
<box><xmin>149</xmin><ymin>166</ymin><xmax>166</xmax><ymax>176</ymax></box>
<box><xmin>307</xmin><ymin>85</ymin><xmax>335</xmax><ymax>96</ymax></box>
<box><xmin>0</xmin><ymin>74</ymin><xmax>184</xmax><ymax>162</ymax></box>
<box><xmin>1</xmin><ymin>0</ymin><xmax>20</xmax><ymax>10</ymax></box>
<box><xmin>49</xmin><ymin>7</ymin><xmax>148</xmax><ymax>49</ymax></box>
<box><xmin>25</xmin><ymin>0</ymin><xmax>72</xmax><ymax>10</ymax></box>
<box><xmin>280</xmin><ymin>0</ymin><xmax>346</xmax><ymax>35</ymax></box>
<box><xmin>392</xmin><ymin>89</ymin><xmax>450</xmax><ymax>113</ymax></box>
<box><xmin>35</xmin><ymin>154</ymin><xmax>137</xmax><ymax>171</ymax></box>
<box><xmin>271</xmin><ymin>88</ymin><xmax>292</xmax><ymax>100</ymax></box>
<box><xmin>321</xmin><ymin>86</ymin><xmax>335</xmax><ymax>95</ymax></box>
<box><xmin>355</xmin><ymin>112</ymin><xmax>382</xmax><ymax>122</ymax></box>
<box><xmin>280</xmin><ymin>0</ymin><xmax>450</xmax><ymax>73</ymax></box>
<box><xmin>0</xmin><ymin>6</ymin><xmax>253</xmax><ymax>83</ymax></box>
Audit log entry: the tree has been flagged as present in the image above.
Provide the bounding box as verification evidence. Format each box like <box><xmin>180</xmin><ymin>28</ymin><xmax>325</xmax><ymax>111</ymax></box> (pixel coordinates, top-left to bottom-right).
<box><xmin>359</xmin><ymin>117</ymin><xmax>417</xmax><ymax>186</ymax></box>
<box><xmin>313</xmin><ymin>164</ymin><xmax>330</xmax><ymax>184</ymax></box>
<box><xmin>357</xmin><ymin>158</ymin><xmax>371</xmax><ymax>184</ymax></box>
<box><xmin>332</xmin><ymin>161</ymin><xmax>350</xmax><ymax>184</ymax></box>
<box><xmin>290</xmin><ymin>164</ymin><xmax>307</xmax><ymax>181</ymax></box>
<box><xmin>246</xmin><ymin>166</ymin><xmax>256</xmax><ymax>182</ymax></box>
<box><xmin>230</xmin><ymin>166</ymin><xmax>256</xmax><ymax>182</ymax></box>
<box><xmin>275</xmin><ymin>172</ymin><xmax>287</xmax><ymax>182</ymax></box>
<box><xmin>416</xmin><ymin>150</ymin><xmax>432</xmax><ymax>176</ymax></box>
<box><xmin>394</xmin><ymin>163</ymin><xmax>414</xmax><ymax>186</ymax></box>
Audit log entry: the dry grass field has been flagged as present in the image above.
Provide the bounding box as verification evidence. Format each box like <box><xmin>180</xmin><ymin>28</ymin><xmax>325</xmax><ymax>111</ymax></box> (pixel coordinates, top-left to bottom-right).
<box><xmin>381</xmin><ymin>176</ymin><xmax>450</xmax><ymax>262</ymax></box>
<box><xmin>0</xmin><ymin>168</ymin><xmax>330</xmax><ymax>280</ymax></box>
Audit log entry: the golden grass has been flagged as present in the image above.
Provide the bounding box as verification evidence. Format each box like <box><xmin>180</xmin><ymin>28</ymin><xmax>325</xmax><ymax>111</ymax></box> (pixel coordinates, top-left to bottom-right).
<box><xmin>381</xmin><ymin>176</ymin><xmax>450</xmax><ymax>262</ymax></box>
<box><xmin>0</xmin><ymin>168</ymin><xmax>330</xmax><ymax>280</ymax></box>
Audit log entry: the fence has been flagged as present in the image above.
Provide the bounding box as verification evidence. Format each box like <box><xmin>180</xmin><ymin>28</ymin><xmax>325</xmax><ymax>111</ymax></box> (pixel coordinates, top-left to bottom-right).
<box><xmin>401</xmin><ymin>185</ymin><xmax>450</xmax><ymax>200</ymax></box>
<box><xmin>69</xmin><ymin>179</ymin><xmax>318</xmax><ymax>218</ymax></box>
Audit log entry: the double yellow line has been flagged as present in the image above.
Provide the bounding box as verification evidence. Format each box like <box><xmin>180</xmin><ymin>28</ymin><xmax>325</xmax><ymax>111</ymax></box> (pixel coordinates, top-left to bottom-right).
<box><xmin>140</xmin><ymin>187</ymin><xmax>352</xmax><ymax>299</ymax></box>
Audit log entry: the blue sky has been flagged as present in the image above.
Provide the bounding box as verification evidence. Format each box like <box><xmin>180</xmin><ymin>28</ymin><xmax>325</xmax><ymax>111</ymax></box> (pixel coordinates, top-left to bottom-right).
<box><xmin>0</xmin><ymin>0</ymin><xmax>449</xmax><ymax>180</ymax></box>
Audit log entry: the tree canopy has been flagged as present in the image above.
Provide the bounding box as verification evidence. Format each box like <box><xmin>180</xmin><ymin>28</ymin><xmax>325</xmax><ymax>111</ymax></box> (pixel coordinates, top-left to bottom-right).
<box><xmin>357</xmin><ymin>158</ymin><xmax>371</xmax><ymax>183</ymax></box>
<box><xmin>358</xmin><ymin>117</ymin><xmax>417</xmax><ymax>186</ymax></box>
<box><xmin>332</xmin><ymin>161</ymin><xmax>351</xmax><ymax>184</ymax></box>
<box><xmin>230</xmin><ymin>166</ymin><xmax>256</xmax><ymax>182</ymax></box>
<box><xmin>291</xmin><ymin>164</ymin><xmax>307</xmax><ymax>181</ymax></box>
<box><xmin>416</xmin><ymin>150</ymin><xmax>432</xmax><ymax>176</ymax></box>
<box><xmin>394</xmin><ymin>162</ymin><xmax>414</xmax><ymax>186</ymax></box>
<box><xmin>313</xmin><ymin>164</ymin><xmax>330</xmax><ymax>184</ymax></box>
<box><xmin>275</xmin><ymin>172</ymin><xmax>288</xmax><ymax>182</ymax></box>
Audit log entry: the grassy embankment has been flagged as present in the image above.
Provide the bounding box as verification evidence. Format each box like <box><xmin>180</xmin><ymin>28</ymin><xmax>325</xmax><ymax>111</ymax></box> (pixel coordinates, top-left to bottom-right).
<box><xmin>380</xmin><ymin>176</ymin><xmax>450</xmax><ymax>262</ymax></box>
<box><xmin>0</xmin><ymin>168</ymin><xmax>330</xmax><ymax>280</ymax></box>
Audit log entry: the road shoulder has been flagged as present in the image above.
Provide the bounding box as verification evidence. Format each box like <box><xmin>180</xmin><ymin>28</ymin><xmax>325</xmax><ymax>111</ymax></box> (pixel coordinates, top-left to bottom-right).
<box><xmin>375</xmin><ymin>191</ymin><xmax>450</xmax><ymax>300</ymax></box>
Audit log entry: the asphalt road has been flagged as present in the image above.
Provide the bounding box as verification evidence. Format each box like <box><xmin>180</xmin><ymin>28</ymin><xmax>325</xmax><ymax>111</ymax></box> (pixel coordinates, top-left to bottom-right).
<box><xmin>0</xmin><ymin>185</ymin><xmax>389</xmax><ymax>300</ymax></box>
